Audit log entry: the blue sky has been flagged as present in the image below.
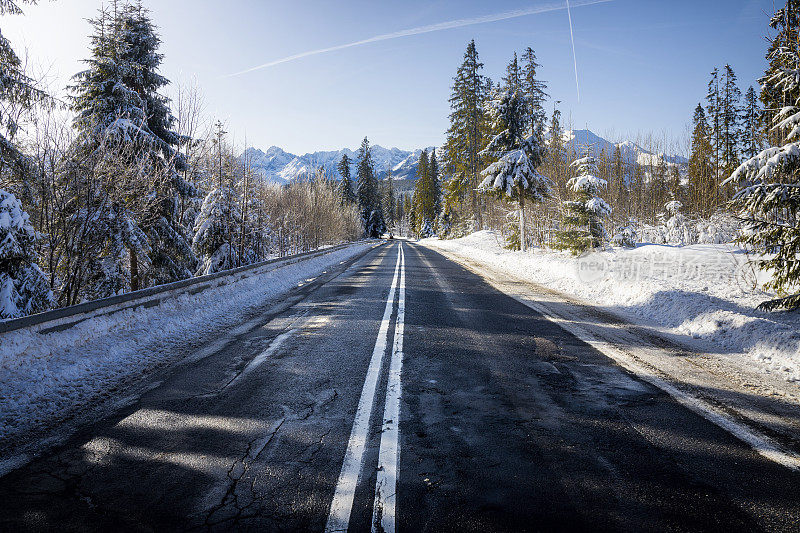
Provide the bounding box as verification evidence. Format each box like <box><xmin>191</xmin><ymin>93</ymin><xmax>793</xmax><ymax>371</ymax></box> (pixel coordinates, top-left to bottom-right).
<box><xmin>3</xmin><ymin>0</ymin><xmax>776</xmax><ymax>154</ymax></box>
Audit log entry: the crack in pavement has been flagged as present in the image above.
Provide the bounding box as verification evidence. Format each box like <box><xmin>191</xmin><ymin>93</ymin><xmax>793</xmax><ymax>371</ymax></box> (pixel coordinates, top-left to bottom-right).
<box><xmin>199</xmin><ymin>388</ymin><xmax>341</xmax><ymax>530</ymax></box>
<box><xmin>202</xmin><ymin>417</ymin><xmax>286</xmax><ymax>529</ymax></box>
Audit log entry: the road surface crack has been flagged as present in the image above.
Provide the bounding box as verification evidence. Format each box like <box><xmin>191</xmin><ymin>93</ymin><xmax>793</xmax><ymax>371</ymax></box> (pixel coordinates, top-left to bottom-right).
<box><xmin>202</xmin><ymin>417</ymin><xmax>285</xmax><ymax>529</ymax></box>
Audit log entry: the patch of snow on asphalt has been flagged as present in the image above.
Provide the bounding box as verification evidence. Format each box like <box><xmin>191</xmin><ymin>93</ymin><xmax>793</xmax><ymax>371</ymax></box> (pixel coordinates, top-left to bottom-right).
<box><xmin>0</xmin><ymin>244</ymin><xmax>374</xmax><ymax>455</ymax></box>
<box><xmin>423</xmin><ymin>231</ymin><xmax>800</xmax><ymax>382</ymax></box>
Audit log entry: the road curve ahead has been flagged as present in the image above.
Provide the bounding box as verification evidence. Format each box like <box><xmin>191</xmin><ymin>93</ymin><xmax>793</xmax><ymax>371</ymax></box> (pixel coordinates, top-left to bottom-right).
<box><xmin>1</xmin><ymin>241</ymin><xmax>799</xmax><ymax>532</ymax></box>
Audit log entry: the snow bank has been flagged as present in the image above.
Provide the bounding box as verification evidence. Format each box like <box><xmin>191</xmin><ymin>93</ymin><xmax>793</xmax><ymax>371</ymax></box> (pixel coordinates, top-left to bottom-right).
<box><xmin>423</xmin><ymin>231</ymin><xmax>800</xmax><ymax>382</ymax></box>
<box><xmin>0</xmin><ymin>243</ymin><xmax>374</xmax><ymax>457</ymax></box>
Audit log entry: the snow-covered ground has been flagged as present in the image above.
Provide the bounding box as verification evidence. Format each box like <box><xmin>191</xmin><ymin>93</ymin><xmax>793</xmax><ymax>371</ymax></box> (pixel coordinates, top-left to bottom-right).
<box><xmin>422</xmin><ymin>231</ymin><xmax>800</xmax><ymax>383</ymax></box>
<box><xmin>0</xmin><ymin>243</ymin><xmax>374</xmax><ymax>472</ymax></box>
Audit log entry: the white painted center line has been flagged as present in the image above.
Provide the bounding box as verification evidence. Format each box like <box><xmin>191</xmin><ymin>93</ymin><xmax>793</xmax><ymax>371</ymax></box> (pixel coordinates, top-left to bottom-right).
<box><xmin>372</xmin><ymin>243</ymin><xmax>406</xmax><ymax>533</ymax></box>
<box><xmin>325</xmin><ymin>245</ymin><xmax>402</xmax><ymax>533</ymax></box>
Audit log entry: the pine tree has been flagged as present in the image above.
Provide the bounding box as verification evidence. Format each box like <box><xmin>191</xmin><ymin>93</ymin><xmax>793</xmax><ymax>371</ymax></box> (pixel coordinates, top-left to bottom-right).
<box><xmin>337</xmin><ymin>153</ymin><xmax>356</xmax><ymax>204</ymax></box>
<box><xmin>502</xmin><ymin>52</ymin><xmax>522</xmax><ymax>94</ymax></box>
<box><xmin>192</xmin><ymin>186</ymin><xmax>242</xmax><ymax>275</ymax></box>
<box><xmin>430</xmin><ymin>148</ymin><xmax>442</xmax><ymax>221</ymax></box>
<box><xmin>356</xmin><ymin>136</ymin><xmax>385</xmax><ymax>237</ymax></box>
<box><xmin>68</xmin><ymin>2</ymin><xmax>150</xmax><ymax>296</ymax></box>
<box><xmin>414</xmin><ymin>148</ymin><xmax>442</xmax><ymax>235</ymax></box>
<box><xmin>404</xmin><ymin>193</ymin><xmax>412</xmax><ymax>220</ymax></box>
<box><xmin>669</xmin><ymin>164</ymin><xmax>683</xmax><ymax>204</ymax></box>
<box><xmin>395</xmin><ymin>192</ymin><xmax>404</xmax><ymax>231</ymax></box>
<box><xmin>412</xmin><ymin>149</ymin><xmax>431</xmax><ymax>235</ymax></box>
<box><xmin>547</xmin><ymin>106</ymin><xmax>567</xmax><ymax>194</ymax></box>
<box><xmin>478</xmin><ymin>89</ymin><xmax>551</xmax><ymax>251</ymax></box>
<box><xmin>741</xmin><ymin>85</ymin><xmax>763</xmax><ymax>159</ymax></box>
<box><xmin>649</xmin><ymin>157</ymin><xmax>670</xmax><ymax>216</ymax></box>
<box><xmin>521</xmin><ymin>47</ymin><xmax>549</xmax><ymax>146</ymax></box>
<box><xmin>382</xmin><ymin>170</ymin><xmax>396</xmax><ymax>231</ymax></box>
<box><xmin>610</xmin><ymin>144</ymin><xmax>627</xmax><ymax>214</ymax></box>
<box><xmin>69</xmin><ymin>1</ymin><xmax>195</xmax><ymax>294</ymax></box>
<box><xmin>630</xmin><ymin>161</ymin><xmax>645</xmax><ymax>221</ymax></box>
<box><xmin>0</xmin><ymin>189</ymin><xmax>53</xmax><ymax>319</ymax></box>
<box><xmin>760</xmin><ymin>0</ymin><xmax>800</xmax><ymax>146</ymax></box>
<box><xmin>724</xmin><ymin>0</ymin><xmax>800</xmax><ymax>311</ymax></box>
<box><xmin>443</xmin><ymin>40</ymin><xmax>488</xmax><ymax>228</ymax></box>
<box><xmin>664</xmin><ymin>200</ymin><xmax>690</xmax><ymax>245</ymax></box>
<box><xmin>0</xmin><ymin>0</ymin><xmax>50</xmax><ymax>177</ymax></box>
<box><xmin>117</xmin><ymin>1</ymin><xmax>196</xmax><ymax>285</ymax></box>
<box><xmin>192</xmin><ymin>123</ymin><xmax>241</xmax><ymax>274</ymax></box>
<box><xmin>554</xmin><ymin>148</ymin><xmax>612</xmax><ymax>254</ymax></box>
<box><xmin>706</xmin><ymin>68</ymin><xmax>722</xmax><ymax>194</ymax></box>
<box><xmin>689</xmin><ymin>104</ymin><xmax>715</xmax><ymax>216</ymax></box>
<box><xmin>720</xmin><ymin>64</ymin><xmax>742</xmax><ymax>177</ymax></box>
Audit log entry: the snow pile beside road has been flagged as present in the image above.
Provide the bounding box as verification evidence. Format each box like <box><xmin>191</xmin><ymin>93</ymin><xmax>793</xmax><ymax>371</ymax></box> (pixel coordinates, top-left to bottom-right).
<box><xmin>0</xmin><ymin>243</ymin><xmax>373</xmax><ymax>456</ymax></box>
<box><xmin>423</xmin><ymin>231</ymin><xmax>800</xmax><ymax>382</ymax></box>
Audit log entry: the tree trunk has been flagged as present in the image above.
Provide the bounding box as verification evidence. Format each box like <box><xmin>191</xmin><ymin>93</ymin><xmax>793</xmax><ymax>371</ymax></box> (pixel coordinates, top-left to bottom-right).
<box><xmin>519</xmin><ymin>186</ymin><xmax>526</xmax><ymax>252</ymax></box>
<box><xmin>128</xmin><ymin>244</ymin><xmax>139</xmax><ymax>292</ymax></box>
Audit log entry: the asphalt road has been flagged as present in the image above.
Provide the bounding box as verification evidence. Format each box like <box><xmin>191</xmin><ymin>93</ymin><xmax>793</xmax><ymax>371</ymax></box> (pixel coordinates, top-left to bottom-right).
<box><xmin>1</xmin><ymin>241</ymin><xmax>799</xmax><ymax>532</ymax></box>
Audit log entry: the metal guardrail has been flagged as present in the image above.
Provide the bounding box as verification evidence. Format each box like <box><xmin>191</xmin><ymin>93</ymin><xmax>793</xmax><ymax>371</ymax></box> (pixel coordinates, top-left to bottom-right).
<box><xmin>0</xmin><ymin>240</ymin><xmax>378</xmax><ymax>336</ymax></box>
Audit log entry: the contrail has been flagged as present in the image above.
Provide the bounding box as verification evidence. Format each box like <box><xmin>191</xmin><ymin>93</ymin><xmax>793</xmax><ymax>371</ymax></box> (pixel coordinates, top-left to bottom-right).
<box><xmin>226</xmin><ymin>0</ymin><xmax>612</xmax><ymax>78</ymax></box>
<box><xmin>566</xmin><ymin>0</ymin><xmax>580</xmax><ymax>102</ymax></box>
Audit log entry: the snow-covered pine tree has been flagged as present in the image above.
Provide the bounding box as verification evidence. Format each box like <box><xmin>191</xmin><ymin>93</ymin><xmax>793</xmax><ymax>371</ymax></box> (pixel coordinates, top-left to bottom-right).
<box><xmin>664</xmin><ymin>200</ymin><xmax>692</xmax><ymax>245</ymax></box>
<box><xmin>723</xmin><ymin>0</ymin><xmax>800</xmax><ymax>310</ymax></box>
<box><xmin>69</xmin><ymin>1</ymin><xmax>196</xmax><ymax>294</ymax></box>
<box><xmin>553</xmin><ymin>149</ymin><xmax>612</xmax><ymax>254</ymax></box>
<box><xmin>0</xmin><ymin>189</ymin><xmax>53</xmax><ymax>319</ymax></box>
<box><xmin>192</xmin><ymin>186</ymin><xmax>242</xmax><ymax>275</ymax></box>
<box><xmin>116</xmin><ymin>1</ymin><xmax>197</xmax><ymax>285</ymax></box>
<box><xmin>192</xmin><ymin>121</ymin><xmax>243</xmax><ymax>274</ymax></box>
<box><xmin>67</xmin><ymin>3</ymin><xmax>150</xmax><ymax>297</ymax></box>
<box><xmin>337</xmin><ymin>153</ymin><xmax>356</xmax><ymax>204</ymax></box>
<box><xmin>478</xmin><ymin>88</ymin><xmax>551</xmax><ymax>251</ymax></box>
<box><xmin>356</xmin><ymin>137</ymin><xmax>385</xmax><ymax>237</ymax></box>
<box><xmin>611</xmin><ymin>222</ymin><xmax>637</xmax><ymax>248</ymax></box>
<box><xmin>443</xmin><ymin>40</ymin><xmax>488</xmax><ymax>228</ymax></box>
<box><xmin>760</xmin><ymin>0</ymin><xmax>800</xmax><ymax>147</ymax></box>
<box><xmin>0</xmin><ymin>0</ymin><xmax>50</xmax><ymax>178</ymax></box>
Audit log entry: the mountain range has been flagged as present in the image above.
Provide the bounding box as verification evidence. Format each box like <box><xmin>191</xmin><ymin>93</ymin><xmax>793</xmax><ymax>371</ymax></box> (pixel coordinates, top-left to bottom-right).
<box><xmin>241</xmin><ymin>129</ymin><xmax>688</xmax><ymax>185</ymax></box>
<box><xmin>241</xmin><ymin>145</ymin><xmax>433</xmax><ymax>185</ymax></box>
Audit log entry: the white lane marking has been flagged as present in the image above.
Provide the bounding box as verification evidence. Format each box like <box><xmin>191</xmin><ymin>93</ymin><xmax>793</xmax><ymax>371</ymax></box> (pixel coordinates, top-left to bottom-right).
<box><xmin>520</xmin><ymin>298</ymin><xmax>800</xmax><ymax>471</ymax></box>
<box><xmin>325</xmin><ymin>245</ymin><xmax>402</xmax><ymax>532</ymax></box>
<box><xmin>225</xmin><ymin>329</ymin><xmax>296</xmax><ymax>389</ymax></box>
<box><xmin>372</xmin><ymin>243</ymin><xmax>406</xmax><ymax>533</ymax></box>
<box><xmin>430</xmin><ymin>247</ymin><xmax>800</xmax><ymax>472</ymax></box>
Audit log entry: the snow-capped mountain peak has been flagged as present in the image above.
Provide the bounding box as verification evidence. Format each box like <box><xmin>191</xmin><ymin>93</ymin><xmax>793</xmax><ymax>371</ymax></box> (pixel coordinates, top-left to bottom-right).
<box><xmin>562</xmin><ymin>129</ymin><xmax>688</xmax><ymax>166</ymax></box>
<box><xmin>242</xmin><ymin>130</ymin><xmax>686</xmax><ymax>185</ymax></box>
<box><xmin>242</xmin><ymin>144</ymin><xmax>436</xmax><ymax>184</ymax></box>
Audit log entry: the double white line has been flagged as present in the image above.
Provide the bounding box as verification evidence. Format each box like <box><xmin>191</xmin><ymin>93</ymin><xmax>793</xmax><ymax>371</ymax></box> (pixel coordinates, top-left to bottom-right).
<box><xmin>325</xmin><ymin>243</ymin><xmax>406</xmax><ymax>533</ymax></box>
